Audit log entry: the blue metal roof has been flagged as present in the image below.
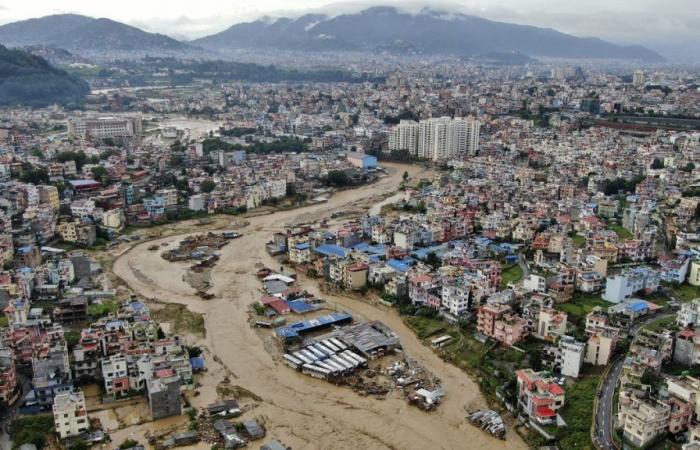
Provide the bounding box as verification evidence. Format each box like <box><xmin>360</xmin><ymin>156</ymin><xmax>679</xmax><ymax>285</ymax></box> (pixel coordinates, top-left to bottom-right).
<box><xmin>386</xmin><ymin>258</ymin><xmax>410</xmax><ymax>273</ymax></box>
<box><xmin>295</xmin><ymin>243</ymin><xmax>311</xmax><ymax>250</ymax></box>
<box><xmin>629</xmin><ymin>301</ymin><xmax>648</xmax><ymax>312</ymax></box>
<box><xmin>286</xmin><ymin>299</ymin><xmax>316</xmax><ymax>314</ymax></box>
<box><xmin>275</xmin><ymin>312</ymin><xmax>352</xmax><ymax>338</ymax></box>
<box><xmin>189</xmin><ymin>357</ymin><xmax>206</xmax><ymax>369</ymax></box>
<box><xmin>314</xmin><ymin>244</ymin><xmax>349</xmax><ymax>258</ymax></box>
<box><xmin>353</xmin><ymin>243</ymin><xmax>386</xmax><ymax>255</ymax></box>
<box><xmin>411</xmin><ymin>244</ymin><xmax>448</xmax><ymax>260</ymax></box>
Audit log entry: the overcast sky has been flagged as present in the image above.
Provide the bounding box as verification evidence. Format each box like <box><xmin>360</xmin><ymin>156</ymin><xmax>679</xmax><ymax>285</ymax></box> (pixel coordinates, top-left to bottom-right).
<box><xmin>0</xmin><ymin>0</ymin><xmax>697</xmax><ymax>53</ymax></box>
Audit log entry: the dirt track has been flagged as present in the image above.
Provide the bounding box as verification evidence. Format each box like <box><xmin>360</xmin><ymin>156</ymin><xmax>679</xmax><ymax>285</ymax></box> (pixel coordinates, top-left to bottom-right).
<box><xmin>112</xmin><ymin>163</ymin><xmax>528</xmax><ymax>450</ymax></box>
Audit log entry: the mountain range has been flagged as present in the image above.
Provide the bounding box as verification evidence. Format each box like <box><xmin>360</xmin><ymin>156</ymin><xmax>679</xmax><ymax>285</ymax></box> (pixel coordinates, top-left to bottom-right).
<box><xmin>0</xmin><ymin>44</ymin><xmax>89</xmax><ymax>107</ymax></box>
<box><xmin>192</xmin><ymin>7</ymin><xmax>664</xmax><ymax>61</ymax></box>
<box><xmin>0</xmin><ymin>14</ymin><xmax>192</xmax><ymax>57</ymax></box>
<box><xmin>0</xmin><ymin>7</ymin><xmax>664</xmax><ymax>62</ymax></box>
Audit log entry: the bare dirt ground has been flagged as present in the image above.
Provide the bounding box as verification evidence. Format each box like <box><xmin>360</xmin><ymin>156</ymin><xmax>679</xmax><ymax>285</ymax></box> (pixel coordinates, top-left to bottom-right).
<box><xmin>111</xmin><ymin>163</ymin><xmax>529</xmax><ymax>450</ymax></box>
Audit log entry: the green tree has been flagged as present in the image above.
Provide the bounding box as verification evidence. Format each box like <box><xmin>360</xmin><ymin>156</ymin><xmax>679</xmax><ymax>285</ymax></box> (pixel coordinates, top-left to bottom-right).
<box><xmin>650</xmin><ymin>158</ymin><xmax>664</xmax><ymax>169</ymax></box>
<box><xmin>325</xmin><ymin>170</ymin><xmax>351</xmax><ymax>187</ymax></box>
<box><xmin>20</xmin><ymin>165</ymin><xmax>49</xmax><ymax>184</ymax></box>
<box><xmin>425</xmin><ymin>252</ymin><xmax>441</xmax><ymax>269</ymax></box>
<box><xmin>402</xmin><ymin>171</ymin><xmax>409</xmax><ymax>182</ymax></box>
<box><xmin>56</xmin><ymin>150</ymin><xmax>88</xmax><ymax>170</ymax></box>
<box><xmin>200</xmin><ymin>179</ymin><xmax>216</xmax><ymax>193</ymax></box>
<box><xmin>91</xmin><ymin>165</ymin><xmax>109</xmax><ymax>183</ymax></box>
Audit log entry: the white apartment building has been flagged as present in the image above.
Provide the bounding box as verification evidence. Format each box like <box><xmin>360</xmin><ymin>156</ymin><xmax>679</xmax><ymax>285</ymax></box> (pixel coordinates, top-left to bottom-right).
<box><xmin>101</xmin><ymin>354</ymin><xmax>128</xmax><ymax>396</ymax></box>
<box><xmin>678</xmin><ymin>300</ymin><xmax>700</xmax><ymax>328</ymax></box>
<box><xmin>388</xmin><ymin>116</ymin><xmax>480</xmax><ymax>161</ymax></box>
<box><xmin>523</xmin><ymin>274</ymin><xmax>547</xmax><ymax>293</ymax></box>
<box><xmin>602</xmin><ymin>267</ymin><xmax>660</xmax><ymax>303</ymax></box>
<box><xmin>188</xmin><ymin>194</ymin><xmax>205</xmax><ymax>212</ymax></box>
<box><xmin>388</xmin><ymin>120</ymin><xmax>419</xmax><ymax>154</ymax></box>
<box><xmin>52</xmin><ymin>390</ymin><xmax>89</xmax><ymax>439</ymax></box>
<box><xmin>633</xmin><ymin>70</ymin><xmax>646</xmax><ymax>87</ymax></box>
<box><xmin>70</xmin><ymin>199</ymin><xmax>96</xmax><ymax>219</ymax></box>
<box><xmin>556</xmin><ymin>336</ymin><xmax>585</xmax><ymax>378</ymax></box>
<box><xmin>441</xmin><ymin>284</ymin><xmax>471</xmax><ymax>316</ymax></box>
<box><xmin>68</xmin><ymin>117</ymin><xmax>142</xmax><ymax>139</ymax></box>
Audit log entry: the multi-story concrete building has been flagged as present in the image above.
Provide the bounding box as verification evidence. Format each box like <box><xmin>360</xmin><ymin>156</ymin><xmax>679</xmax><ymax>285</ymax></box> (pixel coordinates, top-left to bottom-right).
<box><xmin>147</xmin><ymin>372</ymin><xmax>182</xmax><ymax>419</ymax></box>
<box><xmin>556</xmin><ymin>336</ymin><xmax>585</xmax><ymax>378</ymax></box>
<box><xmin>515</xmin><ymin>369</ymin><xmax>566</xmax><ymax>425</ymax></box>
<box><xmin>156</xmin><ymin>188</ymin><xmax>178</xmax><ymax>207</ymax></box>
<box><xmin>477</xmin><ymin>303</ymin><xmax>529</xmax><ymax>346</ymax></box>
<box><xmin>0</xmin><ymin>347</ymin><xmax>19</xmax><ymax>405</ymax></box>
<box><xmin>101</xmin><ymin>354</ymin><xmax>129</xmax><ymax>396</ymax></box>
<box><xmin>678</xmin><ymin>300</ymin><xmax>700</xmax><ymax>328</ymax></box>
<box><xmin>68</xmin><ymin>116</ymin><xmax>142</xmax><ymax>139</ymax></box>
<box><xmin>388</xmin><ymin>119</ymin><xmax>419</xmax><ymax>154</ymax></box>
<box><xmin>52</xmin><ymin>390</ymin><xmax>89</xmax><ymax>439</ymax></box>
<box><xmin>536</xmin><ymin>308</ymin><xmax>568</xmax><ymax>342</ymax></box>
<box><xmin>689</xmin><ymin>260</ymin><xmax>700</xmax><ymax>287</ymax></box>
<box><xmin>618</xmin><ymin>392</ymin><xmax>670</xmax><ymax>447</ymax></box>
<box><xmin>585</xmin><ymin>328</ymin><xmax>618</xmax><ymax>366</ymax></box>
<box><xmin>388</xmin><ymin>116</ymin><xmax>480</xmax><ymax>161</ymax></box>
<box><xmin>603</xmin><ymin>267</ymin><xmax>660</xmax><ymax>303</ymax></box>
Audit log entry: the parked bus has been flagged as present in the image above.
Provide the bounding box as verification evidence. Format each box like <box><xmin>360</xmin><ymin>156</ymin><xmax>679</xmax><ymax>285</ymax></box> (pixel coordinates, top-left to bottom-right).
<box><xmin>300</xmin><ymin>349</ymin><xmax>319</xmax><ymax>362</ymax></box>
<box><xmin>292</xmin><ymin>352</ymin><xmax>313</xmax><ymax>365</ymax></box>
<box><xmin>330</xmin><ymin>338</ymin><xmax>347</xmax><ymax>350</ymax></box>
<box><xmin>331</xmin><ymin>355</ymin><xmax>354</xmax><ymax>370</ymax></box>
<box><xmin>322</xmin><ymin>340</ymin><xmax>340</xmax><ymax>352</ymax></box>
<box><xmin>324</xmin><ymin>359</ymin><xmax>346</xmax><ymax>373</ymax></box>
<box><xmin>337</xmin><ymin>353</ymin><xmax>359</xmax><ymax>368</ymax></box>
<box><xmin>431</xmin><ymin>335</ymin><xmax>452</xmax><ymax>348</ymax></box>
<box><xmin>301</xmin><ymin>364</ymin><xmax>330</xmax><ymax>379</ymax></box>
<box><xmin>283</xmin><ymin>354</ymin><xmax>303</xmax><ymax>370</ymax></box>
<box><xmin>343</xmin><ymin>350</ymin><xmax>367</xmax><ymax>366</ymax></box>
<box><xmin>306</xmin><ymin>346</ymin><xmax>326</xmax><ymax>359</ymax></box>
<box><xmin>312</xmin><ymin>343</ymin><xmax>333</xmax><ymax>356</ymax></box>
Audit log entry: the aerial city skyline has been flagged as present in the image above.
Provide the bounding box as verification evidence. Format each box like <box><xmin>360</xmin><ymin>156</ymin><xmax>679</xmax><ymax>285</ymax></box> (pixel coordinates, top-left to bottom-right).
<box><xmin>0</xmin><ymin>1</ymin><xmax>699</xmax><ymax>450</ymax></box>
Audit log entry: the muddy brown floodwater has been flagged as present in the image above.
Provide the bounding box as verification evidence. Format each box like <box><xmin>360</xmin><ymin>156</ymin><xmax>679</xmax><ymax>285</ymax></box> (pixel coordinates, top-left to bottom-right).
<box><xmin>112</xmin><ymin>163</ymin><xmax>529</xmax><ymax>450</ymax></box>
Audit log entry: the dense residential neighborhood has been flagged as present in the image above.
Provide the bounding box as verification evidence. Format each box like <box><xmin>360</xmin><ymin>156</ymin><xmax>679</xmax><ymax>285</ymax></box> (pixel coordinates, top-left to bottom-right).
<box><xmin>0</xmin><ymin>13</ymin><xmax>698</xmax><ymax>448</ymax></box>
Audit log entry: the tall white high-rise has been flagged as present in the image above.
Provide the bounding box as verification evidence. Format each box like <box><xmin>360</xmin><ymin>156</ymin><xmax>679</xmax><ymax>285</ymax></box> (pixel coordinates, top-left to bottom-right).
<box><xmin>388</xmin><ymin>116</ymin><xmax>480</xmax><ymax>160</ymax></box>
<box><xmin>388</xmin><ymin>119</ymin><xmax>419</xmax><ymax>155</ymax></box>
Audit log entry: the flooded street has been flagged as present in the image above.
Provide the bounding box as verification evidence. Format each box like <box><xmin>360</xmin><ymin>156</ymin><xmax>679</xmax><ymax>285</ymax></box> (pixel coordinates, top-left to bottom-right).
<box><xmin>112</xmin><ymin>163</ymin><xmax>528</xmax><ymax>450</ymax></box>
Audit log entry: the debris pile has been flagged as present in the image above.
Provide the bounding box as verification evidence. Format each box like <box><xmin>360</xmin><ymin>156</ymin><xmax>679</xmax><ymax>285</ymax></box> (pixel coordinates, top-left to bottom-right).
<box><xmin>161</xmin><ymin>232</ymin><xmax>232</xmax><ymax>262</ymax></box>
<box><xmin>467</xmin><ymin>410</ymin><xmax>506</xmax><ymax>440</ymax></box>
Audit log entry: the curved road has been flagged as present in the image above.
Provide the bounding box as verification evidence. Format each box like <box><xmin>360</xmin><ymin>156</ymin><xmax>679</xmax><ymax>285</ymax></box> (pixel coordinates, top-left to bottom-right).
<box><xmin>594</xmin><ymin>311</ymin><xmax>675</xmax><ymax>450</ymax></box>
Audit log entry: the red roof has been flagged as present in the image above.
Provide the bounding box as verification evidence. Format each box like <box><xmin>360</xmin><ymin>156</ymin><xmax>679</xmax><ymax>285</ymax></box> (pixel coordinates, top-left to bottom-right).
<box><xmin>680</xmin><ymin>328</ymin><xmax>695</xmax><ymax>338</ymax></box>
<box><xmin>536</xmin><ymin>406</ymin><xmax>557</xmax><ymax>418</ymax></box>
<box><xmin>268</xmin><ymin>300</ymin><xmax>291</xmax><ymax>315</ymax></box>
<box><xmin>549</xmin><ymin>383</ymin><xmax>565</xmax><ymax>396</ymax></box>
<box><xmin>259</xmin><ymin>296</ymin><xmax>278</xmax><ymax>305</ymax></box>
<box><xmin>155</xmin><ymin>368</ymin><xmax>175</xmax><ymax>378</ymax></box>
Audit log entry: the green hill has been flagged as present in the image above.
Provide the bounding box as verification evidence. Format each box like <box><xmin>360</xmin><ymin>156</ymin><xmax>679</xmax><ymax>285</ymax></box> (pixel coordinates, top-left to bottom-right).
<box><xmin>0</xmin><ymin>44</ymin><xmax>89</xmax><ymax>107</ymax></box>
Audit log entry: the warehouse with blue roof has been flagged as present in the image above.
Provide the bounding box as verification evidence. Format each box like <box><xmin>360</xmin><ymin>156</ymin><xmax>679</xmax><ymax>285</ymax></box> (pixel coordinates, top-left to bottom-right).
<box><xmin>275</xmin><ymin>312</ymin><xmax>353</xmax><ymax>342</ymax></box>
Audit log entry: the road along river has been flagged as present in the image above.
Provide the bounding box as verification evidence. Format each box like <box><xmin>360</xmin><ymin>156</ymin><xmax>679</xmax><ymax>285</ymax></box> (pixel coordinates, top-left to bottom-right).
<box><xmin>112</xmin><ymin>163</ymin><xmax>528</xmax><ymax>450</ymax></box>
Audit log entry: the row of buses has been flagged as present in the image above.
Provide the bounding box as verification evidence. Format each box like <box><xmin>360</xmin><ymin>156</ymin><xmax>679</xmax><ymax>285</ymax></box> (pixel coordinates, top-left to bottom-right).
<box><xmin>283</xmin><ymin>338</ymin><xmax>368</xmax><ymax>380</ymax></box>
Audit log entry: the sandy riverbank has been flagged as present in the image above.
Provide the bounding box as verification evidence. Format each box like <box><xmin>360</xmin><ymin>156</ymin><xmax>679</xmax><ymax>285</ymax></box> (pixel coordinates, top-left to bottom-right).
<box><xmin>112</xmin><ymin>163</ymin><xmax>528</xmax><ymax>450</ymax></box>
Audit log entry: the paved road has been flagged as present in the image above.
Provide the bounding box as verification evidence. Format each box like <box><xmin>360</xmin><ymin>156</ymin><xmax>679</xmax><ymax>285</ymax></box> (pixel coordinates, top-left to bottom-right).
<box><xmin>594</xmin><ymin>312</ymin><xmax>675</xmax><ymax>449</ymax></box>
